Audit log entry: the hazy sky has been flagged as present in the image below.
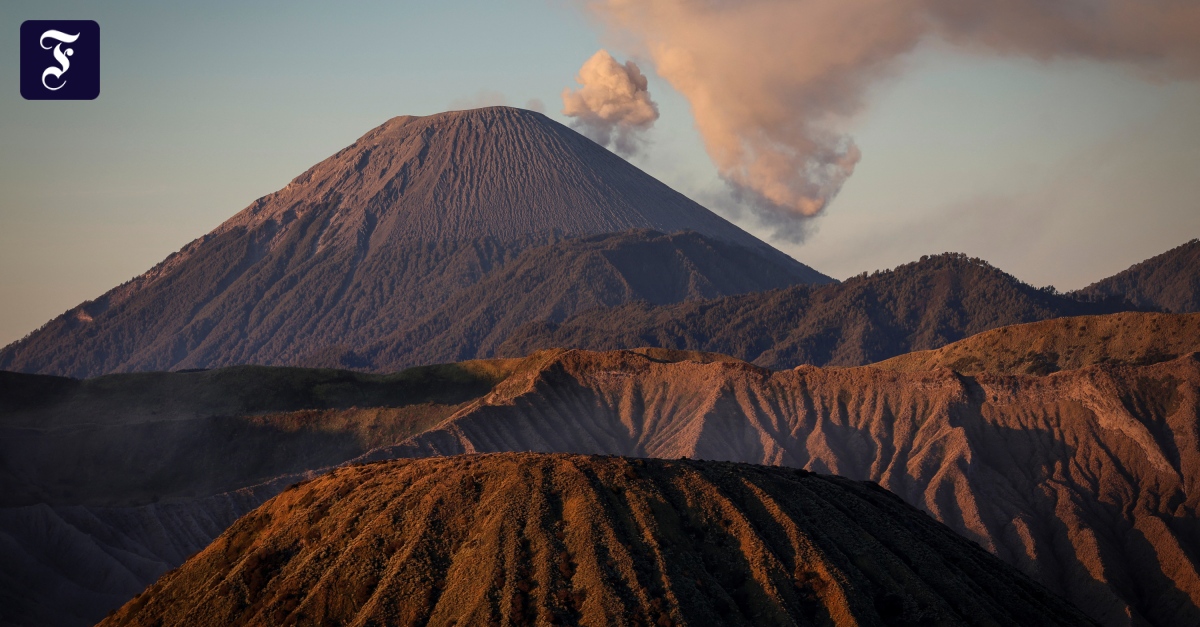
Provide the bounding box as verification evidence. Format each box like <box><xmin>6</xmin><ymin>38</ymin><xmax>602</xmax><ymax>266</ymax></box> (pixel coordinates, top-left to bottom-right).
<box><xmin>2</xmin><ymin>1</ymin><xmax>1198</xmax><ymax>346</ymax></box>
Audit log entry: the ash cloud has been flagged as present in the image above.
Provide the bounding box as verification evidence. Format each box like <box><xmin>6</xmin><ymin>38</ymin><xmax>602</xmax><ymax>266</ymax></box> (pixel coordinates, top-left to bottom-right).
<box><xmin>562</xmin><ymin>50</ymin><xmax>660</xmax><ymax>156</ymax></box>
<box><xmin>450</xmin><ymin>89</ymin><xmax>510</xmax><ymax>110</ymax></box>
<box><xmin>525</xmin><ymin>98</ymin><xmax>546</xmax><ymax>113</ymax></box>
<box><xmin>586</xmin><ymin>0</ymin><xmax>1200</xmax><ymax>241</ymax></box>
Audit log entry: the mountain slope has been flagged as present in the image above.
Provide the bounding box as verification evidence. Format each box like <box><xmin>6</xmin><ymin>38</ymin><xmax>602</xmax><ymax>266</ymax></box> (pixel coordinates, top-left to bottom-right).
<box><xmin>5</xmin><ymin>328</ymin><xmax>1198</xmax><ymax>626</ymax></box>
<box><xmin>0</xmin><ymin>360</ymin><xmax>521</xmax><ymax>627</ymax></box>
<box><xmin>353</xmin><ymin>229</ymin><xmax>818</xmax><ymax>371</ymax></box>
<box><xmin>0</xmin><ymin>107</ymin><xmax>826</xmax><ymax>378</ymax></box>
<box><xmin>359</xmin><ymin>348</ymin><xmax>1200</xmax><ymax>627</ymax></box>
<box><xmin>500</xmin><ymin>252</ymin><xmax>1137</xmax><ymax>368</ymax></box>
<box><xmin>99</xmin><ymin>454</ymin><xmax>1096</xmax><ymax>627</ymax></box>
<box><xmin>875</xmin><ymin>311</ymin><xmax>1200</xmax><ymax>375</ymax></box>
<box><xmin>0</xmin><ymin>486</ymin><xmax>274</xmax><ymax>627</ymax></box>
<box><xmin>1074</xmin><ymin>238</ymin><xmax>1200</xmax><ymax>313</ymax></box>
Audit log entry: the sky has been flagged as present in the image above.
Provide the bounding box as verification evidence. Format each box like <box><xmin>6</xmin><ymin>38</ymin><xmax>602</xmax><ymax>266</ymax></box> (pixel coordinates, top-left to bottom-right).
<box><xmin>1</xmin><ymin>0</ymin><xmax>1198</xmax><ymax>346</ymax></box>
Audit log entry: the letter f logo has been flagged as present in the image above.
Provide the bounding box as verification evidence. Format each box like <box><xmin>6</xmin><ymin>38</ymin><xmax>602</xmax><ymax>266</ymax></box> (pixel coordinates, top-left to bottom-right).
<box><xmin>40</xmin><ymin>30</ymin><xmax>81</xmax><ymax>91</ymax></box>
<box><xmin>21</xmin><ymin>20</ymin><xmax>100</xmax><ymax>100</ymax></box>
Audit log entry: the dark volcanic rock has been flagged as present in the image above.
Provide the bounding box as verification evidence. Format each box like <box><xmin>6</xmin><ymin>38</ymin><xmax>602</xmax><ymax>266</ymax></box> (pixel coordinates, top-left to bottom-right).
<box><xmin>0</xmin><ymin>487</ymin><xmax>272</xmax><ymax>627</ymax></box>
<box><xmin>98</xmin><ymin>454</ymin><xmax>1097</xmax><ymax>627</ymax></box>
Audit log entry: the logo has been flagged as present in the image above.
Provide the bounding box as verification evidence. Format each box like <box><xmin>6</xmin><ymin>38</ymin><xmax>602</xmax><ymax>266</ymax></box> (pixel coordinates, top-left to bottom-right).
<box><xmin>20</xmin><ymin>20</ymin><xmax>100</xmax><ymax>100</ymax></box>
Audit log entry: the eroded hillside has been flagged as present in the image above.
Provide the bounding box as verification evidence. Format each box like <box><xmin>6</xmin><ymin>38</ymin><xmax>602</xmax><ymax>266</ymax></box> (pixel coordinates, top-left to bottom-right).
<box><xmin>364</xmin><ymin>347</ymin><xmax>1200</xmax><ymax>627</ymax></box>
<box><xmin>99</xmin><ymin>454</ymin><xmax>1096</xmax><ymax>627</ymax></box>
<box><xmin>3</xmin><ymin>315</ymin><xmax>1198</xmax><ymax>627</ymax></box>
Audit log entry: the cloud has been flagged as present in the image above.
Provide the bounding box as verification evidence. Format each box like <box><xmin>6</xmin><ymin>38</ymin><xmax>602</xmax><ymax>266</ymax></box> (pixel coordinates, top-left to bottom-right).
<box><xmin>450</xmin><ymin>89</ymin><xmax>510</xmax><ymax>110</ymax></box>
<box><xmin>525</xmin><ymin>98</ymin><xmax>546</xmax><ymax>113</ymax></box>
<box><xmin>562</xmin><ymin>49</ymin><xmax>660</xmax><ymax>155</ymax></box>
<box><xmin>584</xmin><ymin>0</ymin><xmax>1200</xmax><ymax>241</ymax></box>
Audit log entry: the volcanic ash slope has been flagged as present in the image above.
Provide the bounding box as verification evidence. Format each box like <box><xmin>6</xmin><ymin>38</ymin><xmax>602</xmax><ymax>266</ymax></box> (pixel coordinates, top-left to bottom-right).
<box><xmin>99</xmin><ymin>454</ymin><xmax>1096</xmax><ymax>627</ymax></box>
<box><xmin>7</xmin><ymin>314</ymin><xmax>1199</xmax><ymax>627</ymax></box>
<box><xmin>0</xmin><ymin>106</ymin><xmax>826</xmax><ymax>378</ymax></box>
<box><xmin>362</xmin><ymin>346</ymin><xmax>1200</xmax><ymax>627</ymax></box>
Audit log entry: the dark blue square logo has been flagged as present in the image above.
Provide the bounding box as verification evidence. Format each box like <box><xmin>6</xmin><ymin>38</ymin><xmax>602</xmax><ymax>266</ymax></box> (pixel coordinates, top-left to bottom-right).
<box><xmin>20</xmin><ymin>20</ymin><xmax>100</xmax><ymax>100</ymax></box>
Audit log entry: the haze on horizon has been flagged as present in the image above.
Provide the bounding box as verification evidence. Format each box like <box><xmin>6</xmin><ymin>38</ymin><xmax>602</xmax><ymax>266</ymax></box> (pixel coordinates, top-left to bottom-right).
<box><xmin>1</xmin><ymin>0</ymin><xmax>1198</xmax><ymax>347</ymax></box>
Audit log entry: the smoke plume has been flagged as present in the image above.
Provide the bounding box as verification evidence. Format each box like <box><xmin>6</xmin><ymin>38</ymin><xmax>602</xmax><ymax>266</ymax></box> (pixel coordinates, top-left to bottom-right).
<box><xmin>562</xmin><ymin>50</ymin><xmax>660</xmax><ymax>156</ymax></box>
<box><xmin>450</xmin><ymin>89</ymin><xmax>510</xmax><ymax>110</ymax></box>
<box><xmin>586</xmin><ymin>0</ymin><xmax>1200</xmax><ymax>241</ymax></box>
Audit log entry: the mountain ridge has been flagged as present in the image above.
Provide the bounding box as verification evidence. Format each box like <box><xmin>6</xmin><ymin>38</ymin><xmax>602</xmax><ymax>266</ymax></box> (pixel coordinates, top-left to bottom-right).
<box><xmin>1074</xmin><ymin>238</ymin><xmax>1200</xmax><ymax>313</ymax></box>
<box><xmin>357</xmin><ymin>347</ymin><xmax>1200</xmax><ymax>626</ymax></box>
<box><xmin>4</xmin><ymin>313</ymin><xmax>1197</xmax><ymax>626</ymax></box>
<box><xmin>499</xmin><ymin>252</ymin><xmax>1141</xmax><ymax>368</ymax></box>
<box><xmin>874</xmin><ymin>311</ymin><xmax>1200</xmax><ymax>375</ymax></box>
<box><xmin>357</xmin><ymin>229</ymin><xmax>820</xmax><ymax>371</ymax></box>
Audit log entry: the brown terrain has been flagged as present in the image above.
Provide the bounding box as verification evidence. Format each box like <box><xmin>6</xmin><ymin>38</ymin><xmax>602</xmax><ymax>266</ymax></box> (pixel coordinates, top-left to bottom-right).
<box><xmin>364</xmin><ymin>320</ymin><xmax>1200</xmax><ymax>627</ymax></box>
<box><xmin>98</xmin><ymin>454</ymin><xmax>1097</xmax><ymax>627</ymax></box>
<box><xmin>2</xmin><ymin>312</ymin><xmax>1197</xmax><ymax>627</ymax></box>
<box><xmin>875</xmin><ymin>312</ymin><xmax>1200</xmax><ymax>375</ymax></box>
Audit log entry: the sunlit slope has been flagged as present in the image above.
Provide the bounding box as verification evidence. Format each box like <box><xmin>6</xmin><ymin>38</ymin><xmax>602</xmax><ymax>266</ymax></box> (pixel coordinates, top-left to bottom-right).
<box><xmin>100</xmin><ymin>454</ymin><xmax>1096</xmax><ymax>627</ymax></box>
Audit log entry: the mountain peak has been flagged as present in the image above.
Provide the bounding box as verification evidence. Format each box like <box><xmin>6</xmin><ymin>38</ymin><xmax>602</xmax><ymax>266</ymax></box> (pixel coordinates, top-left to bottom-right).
<box><xmin>218</xmin><ymin>105</ymin><xmax>767</xmax><ymax>250</ymax></box>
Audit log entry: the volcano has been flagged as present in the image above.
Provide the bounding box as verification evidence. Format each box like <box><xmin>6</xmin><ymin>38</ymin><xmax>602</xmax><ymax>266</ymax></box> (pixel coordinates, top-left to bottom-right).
<box><xmin>97</xmin><ymin>454</ymin><xmax>1095</xmax><ymax>627</ymax></box>
<box><xmin>0</xmin><ymin>107</ymin><xmax>827</xmax><ymax>378</ymax></box>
